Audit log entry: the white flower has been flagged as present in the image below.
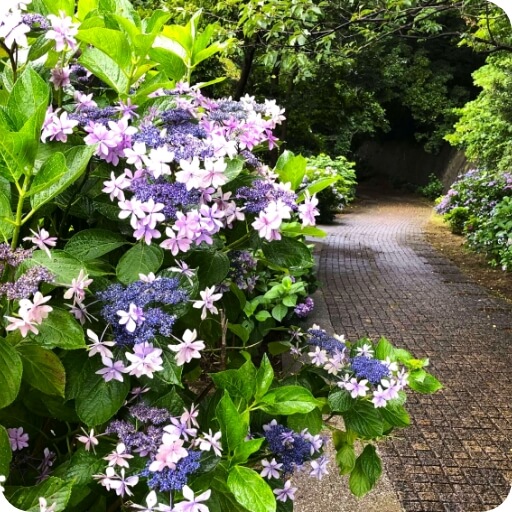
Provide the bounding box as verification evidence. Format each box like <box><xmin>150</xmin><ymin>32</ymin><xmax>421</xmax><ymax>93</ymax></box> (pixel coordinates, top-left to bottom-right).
<box><xmin>198</xmin><ymin>429</ymin><xmax>222</xmax><ymax>457</ymax></box>
<box><xmin>173</xmin><ymin>486</ymin><xmax>211</xmax><ymax>512</ymax></box>
<box><xmin>192</xmin><ymin>287</ymin><xmax>222</xmax><ymax>320</ymax></box>
<box><xmin>104</xmin><ymin>443</ymin><xmax>134</xmax><ymax>468</ymax></box>
<box><xmin>168</xmin><ymin>329</ymin><xmax>206</xmax><ymax>366</ymax></box>
<box><xmin>77</xmin><ymin>427</ymin><xmax>100</xmax><ymax>453</ymax></box>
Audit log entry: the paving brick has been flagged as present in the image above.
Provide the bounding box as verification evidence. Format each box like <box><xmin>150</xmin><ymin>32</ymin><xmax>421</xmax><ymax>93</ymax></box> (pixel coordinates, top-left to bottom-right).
<box><xmin>316</xmin><ymin>191</ymin><xmax>512</xmax><ymax>511</ymax></box>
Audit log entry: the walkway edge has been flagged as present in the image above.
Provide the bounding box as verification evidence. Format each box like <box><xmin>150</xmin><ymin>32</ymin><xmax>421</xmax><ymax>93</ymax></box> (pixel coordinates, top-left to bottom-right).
<box><xmin>293</xmin><ymin>236</ymin><xmax>404</xmax><ymax>512</ymax></box>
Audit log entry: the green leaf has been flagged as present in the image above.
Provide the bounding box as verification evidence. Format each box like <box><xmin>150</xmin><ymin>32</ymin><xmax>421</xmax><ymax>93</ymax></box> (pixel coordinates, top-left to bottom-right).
<box><xmin>17</xmin><ymin>345</ymin><xmax>66</xmax><ymax>398</ymax></box>
<box><xmin>259</xmin><ymin>386</ymin><xmax>320</xmax><ymax>415</ymax></box>
<box><xmin>216</xmin><ymin>392</ymin><xmax>248</xmax><ymax>452</ymax></box>
<box><xmin>78</xmin><ymin>0</ymin><xmax>100</xmax><ymax>20</ymax></box>
<box><xmin>280</xmin><ymin>222</ymin><xmax>326</xmax><ymax>238</ymax></box>
<box><xmin>334</xmin><ymin>434</ymin><xmax>356</xmax><ymax>475</ymax></box>
<box><xmin>228</xmin><ymin>466</ymin><xmax>276</xmax><ymax>512</ymax></box>
<box><xmin>342</xmin><ymin>401</ymin><xmax>383</xmax><ymax>439</ymax></box>
<box><xmin>18</xmin><ymin>249</ymin><xmax>87</xmax><ymax>285</ymax></box>
<box><xmin>116</xmin><ymin>243</ymin><xmax>164</xmax><ymax>284</ymax></box>
<box><xmin>29</xmin><ymin>151</ymin><xmax>67</xmax><ymax>196</ymax></box>
<box><xmin>0</xmin><ymin>176</ymin><xmax>13</xmax><ymax>241</ymax></box>
<box><xmin>262</xmin><ymin>237</ymin><xmax>313</xmax><ymax>270</ymax></box>
<box><xmin>52</xmin><ymin>448</ymin><xmax>105</xmax><ymax>486</ymax></box>
<box><xmin>77</xmin><ymin>28</ymin><xmax>132</xmax><ymax>70</ymax></box>
<box><xmin>154</xmin><ymin>338</ymin><xmax>183</xmax><ymax>387</ymax></box>
<box><xmin>274</xmin><ymin>150</ymin><xmax>306</xmax><ymax>191</ymax></box>
<box><xmin>0</xmin><ymin>425</ymin><xmax>12</xmax><ymax>477</ymax></box>
<box><xmin>227</xmin><ymin>323</ymin><xmax>250</xmax><ymax>344</ymax></box>
<box><xmin>28</xmin><ymin>308</ymin><xmax>86</xmax><ymax>350</ymax></box>
<box><xmin>7</xmin><ymin>66</ymin><xmax>49</xmax><ymax>131</ymax></box>
<box><xmin>267</xmin><ymin>341</ymin><xmax>292</xmax><ymax>356</ymax></box>
<box><xmin>42</xmin><ymin>0</ymin><xmax>75</xmax><ymax>15</ymax></box>
<box><xmin>232</xmin><ymin>437</ymin><xmax>265</xmax><ymax>465</ymax></box>
<box><xmin>153</xmin><ymin>386</ymin><xmax>185</xmax><ymax>415</ymax></box>
<box><xmin>287</xmin><ymin>408</ymin><xmax>323</xmax><ymax>434</ymax></box>
<box><xmin>349</xmin><ymin>445</ymin><xmax>382</xmax><ymax>497</ymax></box>
<box><xmin>0</xmin><ymin>338</ymin><xmax>23</xmax><ymax>409</ymax></box>
<box><xmin>75</xmin><ymin>358</ymin><xmax>130</xmax><ymax>426</ymax></box>
<box><xmin>187</xmin><ymin>250</ymin><xmax>230</xmax><ymax>287</ymax></box>
<box><xmin>149</xmin><ymin>47</ymin><xmax>187</xmax><ymax>81</ymax></box>
<box><xmin>297</xmin><ymin>176</ymin><xmax>338</xmax><ymax>201</ymax></box>
<box><xmin>408</xmin><ymin>372</ymin><xmax>443</xmax><ymax>394</ymax></box>
<box><xmin>375</xmin><ymin>337</ymin><xmax>395</xmax><ymax>360</ymax></box>
<box><xmin>0</xmin><ymin>131</ymin><xmax>35</xmax><ymax>182</ymax></box>
<box><xmin>271</xmin><ymin>303</ymin><xmax>288</xmax><ymax>322</ymax></box>
<box><xmin>79</xmin><ymin>46</ymin><xmax>129</xmax><ymax>94</ymax></box>
<box><xmin>224</xmin><ymin>158</ymin><xmax>244</xmax><ymax>183</ymax></box>
<box><xmin>31</xmin><ymin>145</ymin><xmax>96</xmax><ymax>210</ymax></box>
<box><xmin>255</xmin><ymin>354</ymin><xmax>274</xmax><ymax>400</ymax></box>
<box><xmin>379</xmin><ymin>402</ymin><xmax>410</xmax><ymax>428</ymax></box>
<box><xmin>5</xmin><ymin>476</ymin><xmax>72</xmax><ymax>512</ymax></box>
<box><xmin>328</xmin><ymin>389</ymin><xmax>353</xmax><ymax>413</ymax></box>
<box><xmin>65</xmin><ymin>229</ymin><xmax>127</xmax><ymax>260</ymax></box>
<box><xmin>211</xmin><ymin>360</ymin><xmax>256</xmax><ymax>402</ymax></box>
<box><xmin>254</xmin><ymin>310</ymin><xmax>272</xmax><ymax>322</ymax></box>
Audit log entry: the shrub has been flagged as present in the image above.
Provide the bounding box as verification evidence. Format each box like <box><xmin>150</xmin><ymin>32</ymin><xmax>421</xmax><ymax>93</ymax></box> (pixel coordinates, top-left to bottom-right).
<box><xmin>417</xmin><ymin>173</ymin><xmax>444</xmax><ymax>201</ymax></box>
<box><xmin>304</xmin><ymin>154</ymin><xmax>357</xmax><ymax>223</ymax></box>
<box><xmin>0</xmin><ymin>2</ymin><xmax>441</xmax><ymax>511</ymax></box>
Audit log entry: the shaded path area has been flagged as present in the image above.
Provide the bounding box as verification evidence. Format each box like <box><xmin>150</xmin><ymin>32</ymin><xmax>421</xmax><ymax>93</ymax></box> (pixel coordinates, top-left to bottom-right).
<box><xmin>317</xmin><ymin>190</ymin><xmax>512</xmax><ymax>511</ymax></box>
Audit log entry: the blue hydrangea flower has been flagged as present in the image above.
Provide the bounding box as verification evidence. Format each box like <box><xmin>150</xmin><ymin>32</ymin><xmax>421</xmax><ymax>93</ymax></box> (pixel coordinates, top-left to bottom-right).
<box><xmin>350</xmin><ymin>356</ymin><xmax>390</xmax><ymax>385</ymax></box>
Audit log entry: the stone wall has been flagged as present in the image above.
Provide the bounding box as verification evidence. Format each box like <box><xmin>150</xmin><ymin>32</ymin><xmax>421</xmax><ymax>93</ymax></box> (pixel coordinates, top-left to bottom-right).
<box><xmin>356</xmin><ymin>139</ymin><xmax>473</xmax><ymax>191</ymax></box>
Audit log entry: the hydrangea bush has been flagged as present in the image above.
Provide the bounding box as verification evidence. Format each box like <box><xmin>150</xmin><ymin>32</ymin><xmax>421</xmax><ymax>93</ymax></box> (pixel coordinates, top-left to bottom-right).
<box><xmin>436</xmin><ymin>168</ymin><xmax>512</xmax><ymax>269</ymax></box>
<box><xmin>303</xmin><ymin>154</ymin><xmax>357</xmax><ymax>223</ymax></box>
<box><xmin>0</xmin><ymin>1</ymin><xmax>441</xmax><ymax>511</ymax></box>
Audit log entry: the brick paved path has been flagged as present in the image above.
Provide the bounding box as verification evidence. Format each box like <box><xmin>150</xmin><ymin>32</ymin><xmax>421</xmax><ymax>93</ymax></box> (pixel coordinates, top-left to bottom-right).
<box><xmin>318</xmin><ymin>191</ymin><xmax>512</xmax><ymax>512</ymax></box>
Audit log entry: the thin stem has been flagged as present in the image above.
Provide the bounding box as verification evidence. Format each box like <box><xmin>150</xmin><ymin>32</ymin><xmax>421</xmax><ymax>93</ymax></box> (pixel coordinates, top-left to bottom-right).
<box><xmin>11</xmin><ymin>175</ymin><xmax>31</xmax><ymax>249</ymax></box>
<box><xmin>0</xmin><ymin>41</ymin><xmax>17</xmax><ymax>82</ymax></box>
<box><xmin>220</xmin><ymin>310</ymin><xmax>227</xmax><ymax>370</ymax></box>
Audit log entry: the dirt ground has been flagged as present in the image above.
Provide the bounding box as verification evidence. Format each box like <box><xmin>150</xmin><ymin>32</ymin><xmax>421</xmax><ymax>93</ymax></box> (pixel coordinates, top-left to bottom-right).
<box><xmin>424</xmin><ymin>211</ymin><xmax>512</xmax><ymax>303</ymax></box>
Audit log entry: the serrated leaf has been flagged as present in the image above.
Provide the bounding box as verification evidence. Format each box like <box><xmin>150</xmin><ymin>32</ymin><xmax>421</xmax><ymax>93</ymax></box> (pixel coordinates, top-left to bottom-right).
<box><xmin>5</xmin><ymin>476</ymin><xmax>72</xmax><ymax>512</ymax></box>
<box><xmin>259</xmin><ymin>386</ymin><xmax>320</xmax><ymax>415</ymax></box>
<box><xmin>0</xmin><ymin>425</ymin><xmax>12</xmax><ymax>477</ymax></box>
<box><xmin>255</xmin><ymin>354</ymin><xmax>274</xmax><ymax>400</ymax></box>
<box><xmin>0</xmin><ymin>338</ymin><xmax>23</xmax><ymax>409</ymax></box>
<box><xmin>227</xmin><ymin>466</ymin><xmax>276</xmax><ymax>512</ymax></box>
<box><xmin>287</xmin><ymin>408</ymin><xmax>323</xmax><ymax>434</ymax></box>
<box><xmin>116</xmin><ymin>243</ymin><xmax>164</xmax><ymax>284</ymax></box>
<box><xmin>262</xmin><ymin>237</ymin><xmax>313</xmax><ymax>270</ymax></box>
<box><xmin>274</xmin><ymin>150</ymin><xmax>306</xmax><ymax>191</ymax></box>
<box><xmin>342</xmin><ymin>401</ymin><xmax>383</xmax><ymax>439</ymax></box>
<box><xmin>28</xmin><ymin>308</ymin><xmax>86</xmax><ymax>350</ymax></box>
<box><xmin>17</xmin><ymin>345</ymin><xmax>66</xmax><ymax>398</ymax></box>
<box><xmin>79</xmin><ymin>46</ymin><xmax>129</xmax><ymax>94</ymax></box>
<box><xmin>75</xmin><ymin>358</ymin><xmax>130</xmax><ymax>426</ymax></box>
<box><xmin>408</xmin><ymin>372</ymin><xmax>443</xmax><ymax>394</ymax></box>
<box><xmin>328</xmin><ymin>389</ymin><xmax>353</xmax><ymax>413</ymax></box>
<box><xmin>31</xmin><ymin>145</ymin><xmax>96</xmax><ymax>210</ymax></box>
<box><xmin>216</xmin><ymin>392</ymin><xmax>248</xmax><ymax>452</ymax></box>
<box><xmin>349</xmin><ymin>445</ymin><xmax>382</xmax><ymax>497</ymax></box>
<box><xmin>77</xmin><ymin>27</ymin><xmax>132</xmax><ymax>70</ymax></box>
<box><xmin>65</xmin><ymin>229</ymin><xmax>127</xmax><ymax>260</ymax></box>
<box><xmin>18</xmin><ymin>249</ymin><xmax>87</xmax><ymax>285</ymax></box>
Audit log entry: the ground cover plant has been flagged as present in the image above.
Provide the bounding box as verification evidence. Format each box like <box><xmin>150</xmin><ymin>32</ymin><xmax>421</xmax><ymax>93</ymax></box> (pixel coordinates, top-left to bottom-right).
<box><xmin>0</xmin><ymin>1</ymin><xmax>441</xmax><ymax>511</ymax></box>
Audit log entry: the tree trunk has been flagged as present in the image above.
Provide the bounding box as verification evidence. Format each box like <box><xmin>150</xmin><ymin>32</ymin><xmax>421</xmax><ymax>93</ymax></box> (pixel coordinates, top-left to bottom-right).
<box><xmin>234</xmin><ymin>43</ymin><xmax>256</xmax><ymax>100</ymax></box>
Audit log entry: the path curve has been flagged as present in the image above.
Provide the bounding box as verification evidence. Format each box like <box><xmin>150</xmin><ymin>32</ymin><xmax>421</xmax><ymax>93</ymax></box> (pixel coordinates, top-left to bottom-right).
<box><xmin>317</xmin><ymin>191</ymin><xmax>512</xmax><ymax>512</ymax></box>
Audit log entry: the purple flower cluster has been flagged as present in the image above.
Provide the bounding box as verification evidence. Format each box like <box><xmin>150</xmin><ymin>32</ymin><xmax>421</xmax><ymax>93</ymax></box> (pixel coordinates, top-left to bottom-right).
<box><xmin>131</xmin><ymin>178</ymin><xmax>200</xmax><ymax>221</ymax></box>
<box><xmin>307</xmin><ymin>327</ymin><xmax>346</xmax><ymax>355</ymax></box>
<box><xmin>21</xmin><ymin>13</ymin><xmax>49</xmax><ymax>29</ymax></box>
<box><xmin>97</xmin><ymin>277</ymin><xmax>188</xmax><ymax>346</ymax></box>
<box><xmin>142</xmin><ymin>451</ymin><xmax>201</xmax><ymax>492</ymax></box>
<box><xmin>294</xmin><ymin>297</ymin><xmax>314</xmax><ymax>318</ymax></box>
<box><xmin>0</xmin><ymin>266</ymin><xmax>54</xmax><ymax>300</ymax></box>
<box><xmin>236</xmin><ymin>180</ymin><xmax>298</xmax><ymax>214</ymax></box>
<box><xmin>350</xmin><ymin>356</ymin><xmax>390</xmax><ymax>385</ymax></box>
<box><xmin>263</xmin><ymin>421</ymin><xmax>317</xmax><ymax>475</ymax></box>
<box><xmin>227</xmin><ymin>250</ymin><xmax>258</xmax><ymax>292</ymax></box>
